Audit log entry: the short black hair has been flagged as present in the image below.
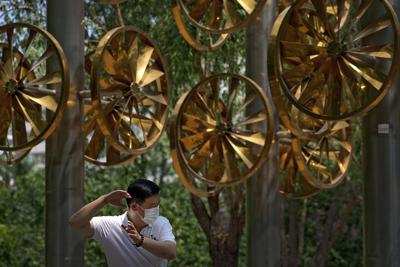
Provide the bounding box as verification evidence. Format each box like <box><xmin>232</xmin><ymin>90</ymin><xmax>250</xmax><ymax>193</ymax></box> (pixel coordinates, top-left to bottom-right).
<box><xmin>126</xmin><ymin>179</ymin><xmax>160</xmax><ymax>206</ymax></box>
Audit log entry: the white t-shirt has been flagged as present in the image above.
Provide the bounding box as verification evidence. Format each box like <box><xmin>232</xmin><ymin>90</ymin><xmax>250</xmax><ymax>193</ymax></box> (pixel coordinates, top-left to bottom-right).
<box><xmin>90</xmin><ymin>212</ymin><xmax>175</xmax><ymax>267</ymax></box>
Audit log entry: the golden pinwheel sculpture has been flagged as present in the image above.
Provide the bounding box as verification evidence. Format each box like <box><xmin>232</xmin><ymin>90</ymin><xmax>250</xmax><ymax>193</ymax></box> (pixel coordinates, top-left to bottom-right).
<box><xmin>278</xmin><ymin>114</ymin><xmax>352</xmax><ymax>197</ymax></box>
<box><xmin>269</xmin><ymin>0</ymin><xmax>400</xmax><ymax>120</ymax></box>
<box><xmin>0</xmin><ymin>23</ymin><xmax>69</xmax><ymax>156</ymax></box>
<box><xmin>170</xmin><ymin>128</ymin><xmax>223</xmax><ymax>197</ymax></box>
<box><xmin>172</xmin><ymin>3</ymin><xmax>231</xmax><ymax>51</ymax></box>
<box><xmin>177</xmin><ymin>0</ymin><xmax>268</xmax><ymax>34</ymax></box>
<box><xmin>170</xmin><ymin>73</ymin><xmax>274</xmax><ymax>192</ymax></box>
<box><xmin>82</xmin><ymin>52</ymin><xmax>137</xmax><ymax>166</ymax></box>
<box><xmin>88</xmin><ymin>26</ymin><xmax>169</xmax><ymax>159</ymax></box>
<box><xmin>291</xmin><ymin>118</ymin><xmax>352</xmax><ymax>189</ymax></box>
<box><xmin>278</xmin><ymin>126</ymin><xmax>320</xmax><ymax>198</ymax></box>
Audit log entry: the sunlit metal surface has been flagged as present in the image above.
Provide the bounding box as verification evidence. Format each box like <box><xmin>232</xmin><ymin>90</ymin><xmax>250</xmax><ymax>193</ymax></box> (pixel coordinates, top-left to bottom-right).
<box><xmin>83</xmin><ymin>51</ymin><xmax>137</xmax><ymax>166</ymax></box>
<box><xmin>170</xmin><ymin>108</ymin><xmax>223</xmax><ymax>197</ymax></box>
<box><xmin>170</xmin><ymin>74</ymin><xmax>274</xmax><ymax>187</ymax></box>
<box><xmin>177</xmin><ymin>0</ymin><xmax>268</xmax><ymax>34</ymax></box>
<box><xmin>269</xmin><ymin>0</ymin><xmax>400</xmax><ymax>120</ymax></box>
<box><xmin>0</xmin><ymin>23</ymin><xmax>69</xmax><ymax>152</ymax></box>
<box><xmin>278</xmin><ymin>126</ymin><xmax>320</xmax><ymax>198</ymax></box>
<box><xmin>292</xmin><ymin>118</ymin><xmax>352</xmax><ymax>189</ymax></box>
<box><xmin>90</xmin><ymin>26</ymin><xmax>169</xmax><ymax>156</ymax></box>
<box><xmin>172</xmin><ymin>3</ymin><xmax>230</xmax><ymax>51</ymax></box>
<box><xmin>279</xmin><ymin>114</ymin><xmax>352</xmax><ymax>196</ymax></box>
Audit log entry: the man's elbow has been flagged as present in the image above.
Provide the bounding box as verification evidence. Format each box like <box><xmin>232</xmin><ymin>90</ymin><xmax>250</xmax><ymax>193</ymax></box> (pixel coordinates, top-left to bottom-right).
<box><xmin>68</xmin><ymin>215</ymin><xmax>86</xmax><ymax>230</ymax></box>
<box><xmin>68</xmin><ymin>216</ymin><xmax>79</xmax><ymax>229</ymax></box>
<box><xmin>165</xmin><ymin>250</ymin><xmax>176</xmax><ymax>261</ymax></box>
<box><xmin>164</xmin><ymin>245</ymin><xmax>176</xmax><ymax>260</ymax></box>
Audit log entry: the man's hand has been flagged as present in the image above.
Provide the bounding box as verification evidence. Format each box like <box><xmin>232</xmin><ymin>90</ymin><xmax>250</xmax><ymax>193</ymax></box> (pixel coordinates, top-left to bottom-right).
<box><xmin>104</xmin><ymin>190</ymin><xmax>132</xmax><ymax>208</ymax></box>
<box><xmin>122</xmin><ymin>221</ymin><xmax>142</xmax><ymax>244</ymax></box>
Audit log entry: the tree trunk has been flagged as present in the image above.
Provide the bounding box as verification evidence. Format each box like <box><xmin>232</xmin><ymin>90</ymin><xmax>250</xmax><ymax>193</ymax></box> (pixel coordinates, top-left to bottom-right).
<box><xmin>246</xmin><ymin>1</ymin><xmax>280</xmax><ymax>266</ymax></box>
<box><xmin>45</xmin><ymin>0</ymin><xmax>85</xmax><ymax>266</ymax></box>
<box><xmin>190</xmin><ymin>186</ymin><xmax>246</xmax><ymax>267</ymax></box>
<box><xmin>363</xmin><ymin>1</ymin><xmax>400</xmax><ymax>266</ymax></box>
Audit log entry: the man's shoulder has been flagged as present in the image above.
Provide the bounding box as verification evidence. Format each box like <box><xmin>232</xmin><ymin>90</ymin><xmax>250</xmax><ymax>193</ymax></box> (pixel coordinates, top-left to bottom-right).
<box><xmin>91</xmin><ymin>213</ymin><xmax>126</xmax><ymax>225</ymax></box>
<box><xmin>152</xmin><ymin>216</ymin><xmax>171</xmax><ymax>228</ymax></box>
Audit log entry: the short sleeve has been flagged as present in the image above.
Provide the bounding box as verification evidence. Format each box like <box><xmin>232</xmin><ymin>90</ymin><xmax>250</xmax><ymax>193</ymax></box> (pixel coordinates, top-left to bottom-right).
<box><xmin>90</xmin><ymin>216</ymin><xmax>111</xmax><ymax>242</ymax></box>
<box><xmin>159</xmin><ymin>219</ymin><xmax>175</xmax><ymax>243</ymax></box>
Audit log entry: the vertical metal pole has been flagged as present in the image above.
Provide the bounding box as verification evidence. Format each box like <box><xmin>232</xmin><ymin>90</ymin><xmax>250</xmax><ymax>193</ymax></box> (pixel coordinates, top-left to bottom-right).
<box><xmin>363</xmin><ymin>1</ymin><xmax>400</xmax><ymax>266</ymax></box>
<box><xmin>46</xmin><ymin>0</ymin><xmax>85</xmax><ymax>266</ymax></box>
<box><xmin>246</xmin><ymin>1</ymin><xmax>280</xmax><ymax>266</ymax></box>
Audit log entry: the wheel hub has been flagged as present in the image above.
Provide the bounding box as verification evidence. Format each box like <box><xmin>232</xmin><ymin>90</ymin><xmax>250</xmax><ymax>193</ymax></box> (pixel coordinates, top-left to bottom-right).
<box><xmin>327</xmin><ymin>41</ymin><xmax>345</xmax><ymax>57</ymax></box>
<box><xmin>5</xmin><ymin>79</ymin><xmax>19</xmax><ymax>95</ymax></box>
<box><xmin>129</xmin><ymin>82</ymin><xmax>144</xmax><ymax>98</ymax></box>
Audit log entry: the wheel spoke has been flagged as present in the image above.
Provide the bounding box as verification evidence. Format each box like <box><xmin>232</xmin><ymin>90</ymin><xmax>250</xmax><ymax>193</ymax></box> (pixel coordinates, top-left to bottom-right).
<box><xmin>236</xmin><ymin>0</ymin><xmax>256</xmax><ymax>14</ymax></box>
<box><xmin>296</xmin><ymin>71</ymin><xmax>325</xmax><ymax>105</ymax></box>
<box><xmin>188</xmin><ymin>135</ymin><xmax>216</xmax><ymax>171</ymax></box>
<box><xmin>98</xmin><ymin>76</ymin><xmax>128</xmax><ymax>92</ymax></box>
<box><xmin>282</xmin><ymin>62</ymin><xmax>314</xmax><ymax>88</ymax></box>
<box><xmin>6</xmin><ymin>28</ymin><xmax>13</xmax><ymax>63</ymax></box>
<box><xmin>20</xmin><ymin>91</ymin><xmax>57</xmax><ymax>112</ymax></box>
<box><xmin>0</xmin><ymin>95</ymin><xmax>12</xmax><ymax>145</ymax></box>
<box><xmin>206</xmin><ymin>137</ymin><xmax>224</xmax><ymax>181</ymax></box>
<box><xmin>226</xmin><ymin>76</ymin><xmax>239</xmax><ymax>120</ymax></box>
<box><xmin>230</xmin><ymin>129</ymin><xmax>265</xmax><ymax>146</ymax></box>
<box><xmin>139</xmin><ymin>68</ymin><xmax>165</xmax><ymax>87</ymax></box>
<box><xmin>27</xmin><ymin>71</ymin><xmax>61</xmax><ymax>86</ymax></box>
<box><xmin>180</xmin><ymin>130</ymin><xmax>215</xmax><ymax>152</ymax></box>
<box><xmin>348</xmin><ymin>43</ymin><xmax>393</xmax><ymax>59</ymax></box>
<box><xmin>14</xmin><ymin>95</ymin><xmax>43</xmax><ymax>136</ymax></box>
<box><xmin>219</xmin><ymin>137</ymin><xmax>239</xmax><ymax>183</ymax></box>
<box><xmin>280</xmin><ymin>41</ymin><xmax>326</xmax><ymax>59</ymax></box>
<box><xmin>0</xmin><ymin>58</ymin><xmax>13</xmax><ymax>82</ymax></box>
<box><xmin>85</xmin><ymin>128</ymin><xmax>105</xmax><ymax>160</ymax></box>
<box><xmin>310</xmin><ymin>0</ymin><xmax>335</xmax><ymax>39</ymax></box>
<box><xmin>193</xmin><ymin>90</ymin><xmax>216</xmax><ymax>119</ymax></box>
<box><xmin>342</xmin><ymin>54</ymin><xmax>386</xmax><ymax>90</ymax></box>
<box><xmin>235</xmin><ymin>110</ymin><xmax>267</xmax><ymax>127</ymax></box>
<box><xmin>21</xmin><ymin>46</ymin><xmax>54</xmax><ymax>82</ymax></box>
<box><xmin>226</xmin><ymin>135</ymin><xmax>254</xmax><ymax>169</ymax></box>
<box><xmin>141</xmin><ymin>87</ymin><xmax>168</xmax><ymax>106</ymax></box>
<box><xmin>353</xmin><ymin>15</ymin><xmax>391</xmax><ymax>42</ymax></box>
<box><xmin>22</xmin><ymin>86</ymin><xmax>57</xmax><ymax>96</ymax></box>
<box><xmin>353</xmin><ymin>0</ymin><xmax>373</xmax><ymax>22</ymax></box>
<box><xmin>103</xmin><ymin>48</ymin><xmax>119</xmax><ymax>76</ymax></box>
<box><xmin>119</xmin><ymin>119</ymin><xmax>142</xmax><ymax>149</ymax></box>
<box><xmin>11</xmin><ymin>106</ymin><xmax>27</xmax><ymax>146</ymax></box>
<box><xmin>16</xmin><ymin>29</ymin><xmax>37</xmax><ymax>80</ymax></box>
<box><xmin>136</xmin><ymin>46</ymin><xmax>154</xmax><ymax>84</ymax></box>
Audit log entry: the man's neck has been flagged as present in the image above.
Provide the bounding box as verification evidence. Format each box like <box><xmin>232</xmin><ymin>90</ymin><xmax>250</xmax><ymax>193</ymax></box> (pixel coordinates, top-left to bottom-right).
<box><xmin>127</xmin><ymin>211</ymin><xmax>147</xmax><ymax>232</ymax></box>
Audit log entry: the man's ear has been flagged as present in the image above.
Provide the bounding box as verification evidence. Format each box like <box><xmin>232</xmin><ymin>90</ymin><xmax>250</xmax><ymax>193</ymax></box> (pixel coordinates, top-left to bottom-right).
<box><xmin>130</xmin><ymin>201</ymin><xmax>138</xmax><ymax>210</ymax></box>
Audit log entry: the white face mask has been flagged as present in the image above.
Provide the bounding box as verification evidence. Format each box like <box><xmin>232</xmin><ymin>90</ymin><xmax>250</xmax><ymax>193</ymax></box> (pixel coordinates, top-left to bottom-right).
<box><xmin>143</xmin><ymin>205</ymin><xmax>159</xmax><ymax>225</ymax></box>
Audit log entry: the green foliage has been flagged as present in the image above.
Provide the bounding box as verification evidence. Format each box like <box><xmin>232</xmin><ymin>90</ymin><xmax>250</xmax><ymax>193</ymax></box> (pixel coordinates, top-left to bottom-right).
<box><xmin>0</xmin><ymin>158</ymin><xmax>45</xmax><ymax>267</ymax></box>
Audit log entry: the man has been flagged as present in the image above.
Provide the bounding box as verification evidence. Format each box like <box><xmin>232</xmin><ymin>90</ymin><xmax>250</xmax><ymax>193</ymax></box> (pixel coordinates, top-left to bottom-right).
<box><xmin>69</xmin><ymin>179</ymin><xmax>176</xmax><ymax>267</ymax></box>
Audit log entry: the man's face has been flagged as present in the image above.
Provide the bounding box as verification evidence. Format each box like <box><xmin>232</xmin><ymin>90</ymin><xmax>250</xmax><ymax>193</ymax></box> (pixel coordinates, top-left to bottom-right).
<box><xmin>141</xmin><ymin>194</ymin><xmax>160</xmax><ymax>209</ymax></box>
<box><xmin>132</xmin><ymin>194</ymin><xmax>160</xmax><ymax>217</ymax></box>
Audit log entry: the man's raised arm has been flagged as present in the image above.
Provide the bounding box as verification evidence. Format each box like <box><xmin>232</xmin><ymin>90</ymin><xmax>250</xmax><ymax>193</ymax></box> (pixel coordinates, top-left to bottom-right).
<box><xmin>68</xmin><ymin>190</ymin><xmax>131</xmax><ymax>237</ymax></box>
